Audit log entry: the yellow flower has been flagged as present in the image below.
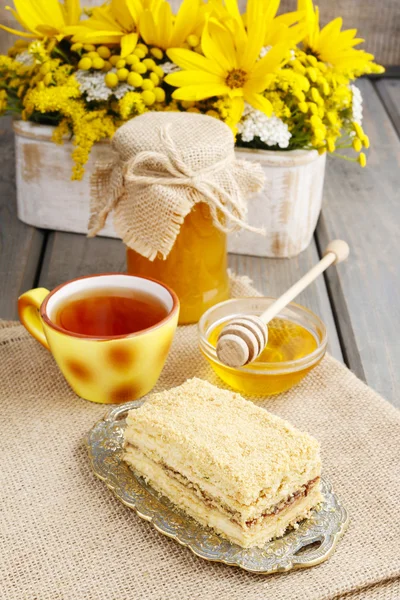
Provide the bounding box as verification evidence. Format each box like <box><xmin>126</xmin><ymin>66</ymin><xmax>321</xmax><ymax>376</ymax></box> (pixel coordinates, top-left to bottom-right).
<box><xmin>118</xmin><ymin>90</ymin><xmax>147</xmax><ymax>119</ymax></box>
<box><xmin>362</xmin><ymin>135</ymin><xmax>370</xmax><ymax>149</ymax></box>
<box><xmin>298</xmin><ymin>0</ymin><xmax>381</xmax><ymax>74</ymax></box>
<box><xmin>358</xmin><ymin>152</ymin><xmax>366</xmax><ymax>168</ymax></box>
<box><xmin>352</xmin><ymin>121</ymin><xmax>364</xmax><ymax>138</ymax></box>
<box><xmin>0</xmin><ymin>0</ymin><xmax>81</xmax><ymax>40</ymax></box>
<box><xmin>209</xmin><ymin>0</ymin><xmax>304</xmax><ymax>48</ymax></box>
<box><xmin>166</xmin><ymin>18</ymin><xmax>290</xmax><ymax>120</ymax></box>
<box><xmin>326</xmin><ymin>111</ymin><xmax>339</xmax><ymax>126</ymax></box>
<box><xmin>326</xmin><ymin>137</ymin><xmax>335</xmax><ymax>152</ymax></box>
<box><xmin>71</xmin><ymin>110</ymin><xmax>116</xmax><ymax>179</ymax></box>
<box><xmin>140</xmin><ymin>0</ymin><xmax>205</xmax><ymax>50</ymax></box>
<box><xmin>52</xmin><ymin>117</ymin><xmax>71</xmax><ymax>144</ymax></box>
<box><xmin>0</xmin><ymin>89</ymin><xmax>8</xmax><ymax>113</ymax></box>
<box><xmin>67</xmin><ymin>0</ymin><xmax>147</xmax><ymax>57</ymax></box>
<box><xmin>29</xmin><ymin>40</ymin><xmax>49</xmax><ymax>63</ymax></box>
<box><xmin>23</xmin><ymin>83</ymin><xmax>81</xmax><ymax>117</ymax></box>
<box><xmin>244</xmin><ymin>0</ymin><xmax>306</xmax><ymax>47</ymax></box>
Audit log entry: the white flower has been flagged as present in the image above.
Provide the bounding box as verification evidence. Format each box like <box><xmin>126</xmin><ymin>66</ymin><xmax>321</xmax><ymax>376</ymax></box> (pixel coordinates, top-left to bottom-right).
<box><xmin>15</xmin><ymin>51</ymin><xmax>34</xmax><ymax>66</ymax></box>
<box><xmin>161</xmin><ymin>61</ymin><xmax>180</xmax><ymax>75</ymax></box>
<box><xmin>113</xmin><ymin>83</ymin><xmax>135</xmax><ymax>99</ymax></box>
<box><xmin>351</xmin><ymin>84</ymin><xmax>363</xmax><ymax>125</ymax></box>
<box><xmin>75</xmin><ymin>70</ymin><xmax>112</xmax><ymax>102</ymax></box>
<box><xmin>237</xmin><ymin>103</ymin><xmax>291</xmax><ymax>148</ymax></box>
<box><xmin>75</xmin><ymin>69</ymin><xmax>137</xmax><ymax>102</ymax></box>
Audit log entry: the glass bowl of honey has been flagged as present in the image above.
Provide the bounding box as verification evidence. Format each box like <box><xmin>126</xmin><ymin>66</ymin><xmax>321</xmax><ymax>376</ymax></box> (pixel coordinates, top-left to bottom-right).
<box><xmin>198</xmin><ymin>298</ymin><xmax>327</xmax><ymax>396</ymax></box>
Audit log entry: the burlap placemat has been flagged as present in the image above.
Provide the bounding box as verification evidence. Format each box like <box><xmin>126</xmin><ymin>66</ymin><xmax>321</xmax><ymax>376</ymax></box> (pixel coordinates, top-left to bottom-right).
<box><xmin>1</xmin><ymin>277</ymin><xmax>400</xmax><ymax>600</ymax></box>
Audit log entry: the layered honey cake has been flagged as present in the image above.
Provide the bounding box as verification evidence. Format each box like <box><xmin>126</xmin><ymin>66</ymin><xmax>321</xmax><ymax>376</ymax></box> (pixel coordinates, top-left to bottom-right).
<box><xmin>123</xmin><ymin>378</ymin><xmax>322</xmax><ymax>548</ymax></box>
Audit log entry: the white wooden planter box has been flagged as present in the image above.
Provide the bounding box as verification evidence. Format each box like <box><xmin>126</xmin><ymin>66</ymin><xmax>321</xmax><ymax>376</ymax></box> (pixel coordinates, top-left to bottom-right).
<box><xmin>14</xmin><ymin>120</ymin><xmax>326</xmax><ymax>258</ymax></box>
<box><xmin>14</xmin><ymin>120</ymin><xmax>117</xmax><ymax>239</ymax></box>
<box><xmin>227</xmin><ymin>147</ymin><xmax>326</xmax><ymax>258</ymax></box>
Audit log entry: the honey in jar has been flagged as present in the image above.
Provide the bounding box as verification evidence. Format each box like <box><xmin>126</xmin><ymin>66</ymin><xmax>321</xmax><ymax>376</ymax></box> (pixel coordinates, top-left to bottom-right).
<box><xmin>205</xmin><ymin>317</ymin><xmax>322</xmax><ymax>396</ymax></box>
<box><xmin>127</xmin><ymin>203</ymin><xmax>230</xmax><ymax>324</ymax></box>
<box><xmin>88</xmin><ymin>113</ymin><xmax>265</xmax><ymax>325</ymax></box>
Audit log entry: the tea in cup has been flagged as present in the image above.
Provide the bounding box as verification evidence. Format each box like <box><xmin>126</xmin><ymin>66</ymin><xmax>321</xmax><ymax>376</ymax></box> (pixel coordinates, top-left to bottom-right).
<box><xmin>18</xmin><ymin>273</ymin><xmax>179</xmax><ymax>403</ymax></box>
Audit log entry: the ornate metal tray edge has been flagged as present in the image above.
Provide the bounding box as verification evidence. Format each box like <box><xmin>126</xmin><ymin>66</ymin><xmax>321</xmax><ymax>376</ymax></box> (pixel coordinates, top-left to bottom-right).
<box><xmin>86</xmin><ymin>401</ymin><xmax>349</xmax><ymax>575</ymax></box>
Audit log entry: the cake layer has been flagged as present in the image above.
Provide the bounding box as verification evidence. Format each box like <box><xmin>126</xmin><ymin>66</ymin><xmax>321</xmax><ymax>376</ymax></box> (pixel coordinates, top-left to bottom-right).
<box><xmin>124</xmin><ymin>438</ymin><xmax>320</xmax><ymax>523</ymax></box>
<box><xmin>124</xmin><ymin>378</ymin><xmax>321</xmax><ymax>506</ymax></box>
<box><xmin>124</xmin><ymin>443</ymin><xmax>323</xmax><ymax>548</ymax></box>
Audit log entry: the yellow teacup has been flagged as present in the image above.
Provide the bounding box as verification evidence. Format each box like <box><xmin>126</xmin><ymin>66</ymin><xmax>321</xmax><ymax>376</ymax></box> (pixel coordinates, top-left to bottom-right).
<box><xmin>18</xmin><ymin>273</ymin><xmax>179</xmax><ymax>404</ymax></box>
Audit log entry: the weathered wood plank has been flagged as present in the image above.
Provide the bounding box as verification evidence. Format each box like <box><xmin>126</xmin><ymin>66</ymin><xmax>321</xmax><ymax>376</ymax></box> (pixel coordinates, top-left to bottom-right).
<box><xmin>316</xmin><ymin>79</ymin><xmax>400</xmax><ymax>405</ymax></box>
<box><xmin>228</xmin><ymin>243</ymin><xmax>343</xmax><ymax>362</ymax></box>
<box><xmin>375</xmin><ymin>78</ymin><xmax>400</xmax><ymax>137</ymax></box>
<box><xmin>0</xmin><ymin>117</ymin><xmax>46</xmax><ymax>320</ymax></box>
<box><xmin>38</xmin><ymin>231</ymin><xmax>126</xmax><ymax>290</ymax></box>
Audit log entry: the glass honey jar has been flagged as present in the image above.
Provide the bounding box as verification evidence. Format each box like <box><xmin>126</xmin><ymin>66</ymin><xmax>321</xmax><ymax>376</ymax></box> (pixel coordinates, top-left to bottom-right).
<box><xmin>127</xmin><ymin>203</ymin><xmax>230</xmax><ymax>324</ymax></box>
<box><xmin>199</xmin><ymin>298</ymin><xmax>327</xmax><ymax>395</ymax></box>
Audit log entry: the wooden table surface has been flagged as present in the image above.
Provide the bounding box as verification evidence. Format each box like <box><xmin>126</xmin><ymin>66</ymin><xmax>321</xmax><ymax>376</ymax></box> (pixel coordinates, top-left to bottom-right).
<box><xmin>1</xmin><ymin>78</ymin><xmax>399</xmax><ymax>406</ymax></box>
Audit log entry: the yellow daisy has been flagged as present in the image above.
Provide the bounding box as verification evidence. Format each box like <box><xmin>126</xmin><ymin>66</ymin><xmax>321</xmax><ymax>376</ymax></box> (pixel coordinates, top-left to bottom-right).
<box><xmin>0</xmin><ymin>0</ymin><xmax>81</xmax><ymax>39</ymax></box>
<box><xmin>140</xmin><ymin>0</ymin><xmax>206</xmax><ymax>50</ymax></box>
<box><xmin>67</xmin><ymin>0</ymin><xmax>150</xmax><ymax>57</ymax></box>
<box><xmin>208</xmin><ymin>0</ymin><xmax>305</xmax><ymax>48</ymax></box>
<box><xmin>166</xmin><ymin>17</ymin><xmax>290</xmax><ymax>120</ymax></box>
<box><xmin>298</xmin><ymin>0</ymin><xmax>376</xmax><ymax>71</ymax></box>
<box><xmin>245</xmin><ymin>0</ymin><xmax>306</xmax><ymax>47</ymax></box>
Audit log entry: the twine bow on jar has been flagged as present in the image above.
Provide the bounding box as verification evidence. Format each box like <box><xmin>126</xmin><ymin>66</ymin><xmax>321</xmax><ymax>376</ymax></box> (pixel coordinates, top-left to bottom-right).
<box><xmin>89</xmin><ymin>112</ymin><xmax>265</xmax><ymax>261</ymax></box>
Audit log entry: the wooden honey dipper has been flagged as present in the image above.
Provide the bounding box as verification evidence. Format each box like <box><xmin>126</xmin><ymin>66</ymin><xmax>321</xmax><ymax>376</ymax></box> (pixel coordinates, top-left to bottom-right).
<box><xmin>216</xmin><ymin>240</ymin><xmax>350</xmax><ymax>368</ymax></box>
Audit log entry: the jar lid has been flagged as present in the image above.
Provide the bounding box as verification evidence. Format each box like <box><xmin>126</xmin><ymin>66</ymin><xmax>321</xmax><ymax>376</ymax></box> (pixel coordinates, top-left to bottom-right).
<box><xmin>89</xmin><ymin>112</ymin><xmax>265</xmax><ymax>260</ymax></box>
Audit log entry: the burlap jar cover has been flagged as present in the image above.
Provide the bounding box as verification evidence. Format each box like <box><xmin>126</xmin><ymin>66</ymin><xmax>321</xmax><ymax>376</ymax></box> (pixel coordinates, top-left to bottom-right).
<box><xmin>88</xmin><ymin>112</ymin><xmax>265</xmax><ymax>259</ymax></box>
<box><xmin>1</xmin><ymin>276</ymin><xmax>400</xmax><ymax>600</ymax></box>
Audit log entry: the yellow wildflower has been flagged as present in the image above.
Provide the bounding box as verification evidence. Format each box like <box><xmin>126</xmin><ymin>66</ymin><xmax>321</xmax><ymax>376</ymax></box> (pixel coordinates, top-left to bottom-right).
<box><xmin>29</xmin><ymin>40</ymin><xmax>50</xmax><ymax>64</ymax></box>
<box><xmin>67</xmin><ymin>0</ymin><xmax>146</xmax><ymax>57</ymax></box>
<box><xmin>53</xmin><ymin>118</ymin><xmax>71</xmax><ymax>144</ymax></box>
<box><xmin>140</xmin><ymin>0</ymin><xmax>204</xmax><ymax>50</ymax></box>
<box><xmin>166</xmin><ymin>17</ymin><xmax>291</xmax><ymax>121</ymax></box>
<box><xmin>23</xmin><ymin>84</ymin><xmax>81</xmax><ymax>118</ymax></box>
<box><xmin>307</xmin><ymin>67</ymin><xmax>317</xmax><ymax>82</ymax></box>
<box><xmin>298</xmin><ymin>0</ymin><xmax>383</xmax><ymax>76</ymax></box>
<box><xmin>358</xmin><ymin>152</ymin><xmax>367</xmax><ymax>168</ymax></box>
<box><xmin>362</xmin><ymin>135</ymin><xmax>370</xmax><ymax>149</ymax></box>
<box><xmin>308</xmin><ymin>102</ymin><xmax>318</xmax><ymax>115</ymax></box>
<box><xmin>353</xmin><ymin>121</ymin><xmax>364</xmax><ymax>138</ymax></box>
<box><xmin>326</xmin><ymin>111</ymin><xmax>339</xmax><ymax>126</ymax></box>
<box><xmin>163</xmin><ymin>99</ymin><xmax>180</xmax><ymax>112</ymax></box>
<box><xmin>311</xmin><ymin>87</ymin><xmax>323</xmax><ymax>106</ymax></box>
<box><xmin>274</xmin><ymin>69</ymin><xmax>310</xmax><ymax>93</ymax></box>
<box><xmin>0</xmin><ymin>0</ymin><xmax>81</xmax><ymax>40</ymax></box>
<box><xmin>71</xmin><ymin>110</ymin><xmax>116</xmax><ymax>179</ymax></box>
<box><xmin>118</xmin><ymin>91</ymin><xmax>147</xmax><ymax>120</ymax></box>
<box><xmin>216</xmin><ymin>0</ymin><xmax>305</xmax><ymax>47</ymax></box>
<box><xmin>7</xmin><ymin>39</ymin><xmax>29</xmax><ymax>58</ymax></box>
<box><xmin>0</xmin><ymin>89</ymin><xmax>8</xmax><ymax>113</ymax></box>
<box><xmin>326</xmin><ymin>137</ymin><xmax>335</xmax><ymax>152</ymax></box>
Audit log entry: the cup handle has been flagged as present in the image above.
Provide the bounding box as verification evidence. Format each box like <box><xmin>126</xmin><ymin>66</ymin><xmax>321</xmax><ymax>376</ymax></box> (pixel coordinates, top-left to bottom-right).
<box><xmin>18</xmin><ymin>288</ymin><xmax>51</xmax><ymax>350</ymax></box>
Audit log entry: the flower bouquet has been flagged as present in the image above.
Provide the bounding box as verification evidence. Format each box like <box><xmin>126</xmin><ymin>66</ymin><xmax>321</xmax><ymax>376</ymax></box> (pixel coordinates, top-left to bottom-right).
<box><xmin>0</xmin><ymin>0</ymin><xmax>383</xmax><ymax>256</ymax></box>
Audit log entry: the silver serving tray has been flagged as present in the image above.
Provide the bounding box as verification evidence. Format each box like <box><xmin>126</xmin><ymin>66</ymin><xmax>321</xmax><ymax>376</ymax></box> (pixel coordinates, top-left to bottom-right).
<box><xmin>86</xmin><ymin>401</ymin><xmax>349</xmax><ymax>574</ymax></box>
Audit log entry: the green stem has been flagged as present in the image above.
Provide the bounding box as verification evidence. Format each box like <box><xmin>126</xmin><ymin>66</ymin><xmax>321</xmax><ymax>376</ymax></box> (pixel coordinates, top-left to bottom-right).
<box><xmin>334</xmin><ymin>144</ymin><xmax>352</xmax><ymax>150</ymax></box>
<box><xmin>52</xmin><ymin>46</ymin><xmax>70</xmax><ymax>64</ymax></box>
<box><xmin>332</xmin><ymin>152</ymin><xmax>357</xmax><ymax>162</ymax></box>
